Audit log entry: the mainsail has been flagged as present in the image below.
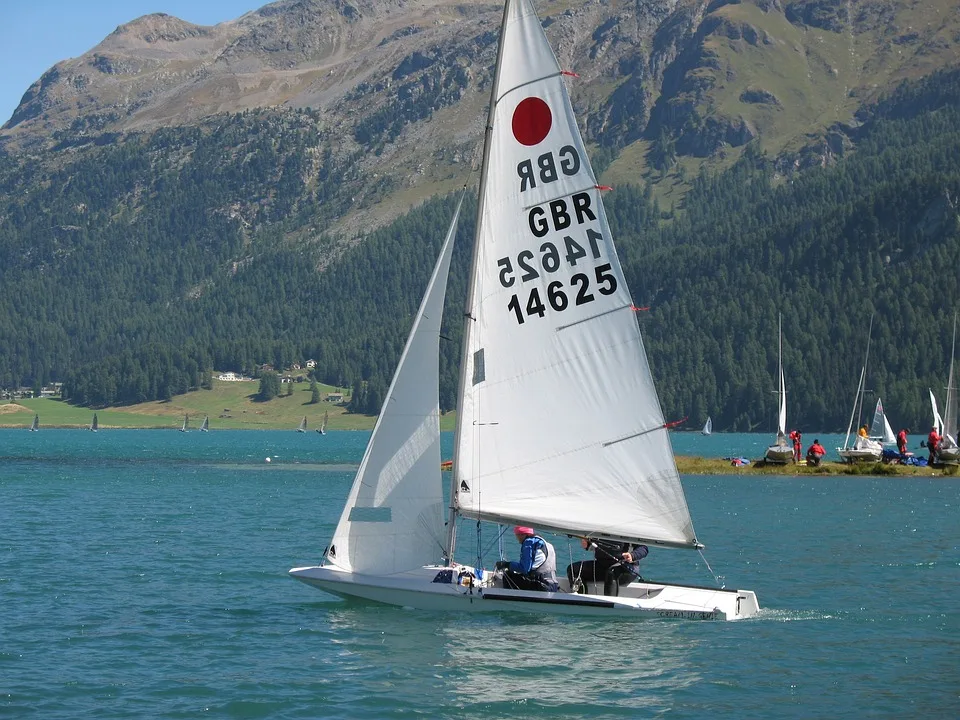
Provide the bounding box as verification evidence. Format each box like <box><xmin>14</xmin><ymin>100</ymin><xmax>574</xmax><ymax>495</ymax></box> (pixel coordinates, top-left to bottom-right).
<box><xmin>327</xmin><ymin>198</ymin><xmax>462</xmax><ymax>575</ymax></box>
<box><xmin>451</xmin><ymin>0</ymin><xmax>696</xmax><ymax>551</ymax></box>
<box><xmin>868</xmin><ymin>398</ymin><xmax>896</xmax><ymax>445</ymax></box>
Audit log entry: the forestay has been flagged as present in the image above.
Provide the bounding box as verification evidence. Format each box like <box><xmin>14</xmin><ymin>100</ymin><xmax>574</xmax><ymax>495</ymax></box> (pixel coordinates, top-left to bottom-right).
<box><xmin>453</xmin><ymin>0</ymin><xmax>697</xmax><ymax>550</ymax></box>
<box><xmin>327</xmin><ymin>199</ymin><xmax>462</xmax><ymax>575</ymax></box>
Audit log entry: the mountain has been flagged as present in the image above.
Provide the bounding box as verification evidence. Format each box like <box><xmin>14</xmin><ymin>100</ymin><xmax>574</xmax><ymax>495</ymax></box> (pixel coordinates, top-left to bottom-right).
<box><xmin>0</xmin><ymin>0</ymin><xmax>958</xmax><ymax>430</ymax></box>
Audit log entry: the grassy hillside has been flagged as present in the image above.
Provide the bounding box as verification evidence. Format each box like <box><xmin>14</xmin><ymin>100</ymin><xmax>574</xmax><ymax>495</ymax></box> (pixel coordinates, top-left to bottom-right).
<box><xmin>1</xmin><ymin>377</ymin><xmax>458</xmax><ymax>431</ymax></box>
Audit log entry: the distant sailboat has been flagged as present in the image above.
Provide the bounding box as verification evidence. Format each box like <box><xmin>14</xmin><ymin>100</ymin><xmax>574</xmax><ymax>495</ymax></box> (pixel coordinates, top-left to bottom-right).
<box><xmin>180</xmin><ymin>414</ymin><xmax>189</xmax><ymax>433</ymax></box>
<box><xmin>868</xmin><ymin>398</ymin><xmax>896</xmax><ymax>446</ymax></box>
<box><xmin>30</xmin><ymin>414</ymin><xmax>39</xmax><ymax>432</ymax></box>
<box><xmin>297</xmin><ymin>416</ymin><xmax>307</xmax><ymax>433</ymax></box>
<box><xmin>838</xmin><ymin>315</ymin><xmax>883</xmax><ymax>463</ymax></box>
<box><xmin>701</xmin><ymin>417</ymin><xmax>712</xmax><ymax>436</ymax></box>
<box><xmin>316</xmin><ymin>411</ymin><xmax>328</xmax><ymax>435</ymax></box>
<box><xmin>765</xmin><ymin>316</ymin><xmax>793</xmax><ymax>464</ymax></box>
<box><xmin>935</xmin><ymin>314</ymin><xmax>959</xmax><ymax>465</ymax></box>
<box><xmin>199</xmin><ymin>416</ymin><xmax>209</xmax><ymax>432</ymax></box>
<box><xmin>90</xmin><ymin>413</ymin><xmax>99</xmax><ymax>432</ymax></box>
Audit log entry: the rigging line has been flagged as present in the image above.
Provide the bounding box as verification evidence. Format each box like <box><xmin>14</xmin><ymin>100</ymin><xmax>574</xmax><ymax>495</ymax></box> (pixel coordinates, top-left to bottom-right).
<box><xmin>697</xmin><ymin>549</ymin><xmax>725</xmax><ymax>589</ymax></box>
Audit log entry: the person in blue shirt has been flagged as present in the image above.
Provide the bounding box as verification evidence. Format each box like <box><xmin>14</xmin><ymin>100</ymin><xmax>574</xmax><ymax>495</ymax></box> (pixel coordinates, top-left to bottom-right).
<box><xmin>495</xmin><ymin>526</ymin><xmax>559</xmax><ymax>592</ymax></box>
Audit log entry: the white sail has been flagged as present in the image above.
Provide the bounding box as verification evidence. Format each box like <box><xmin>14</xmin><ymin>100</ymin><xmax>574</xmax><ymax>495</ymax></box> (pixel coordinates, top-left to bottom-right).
<box><xmin>765</xmin><ymin>316</ymin><xmax>792</xmax><ymax>464</ymax></box>
<box><xmin>327</xmin><ymin>197</ymin><xmax>462</xmax><ymax>575</ymax></box>
<box><xmin>930</xmin><ymin>388</ymin><xmax>944</xmax><ymax>436</ymax></box>
<box><xmin>702</xmin><ymin>417</ymin><xmax>712</xmax><ymax>436</ymax></box>
<box><xmin>776</xmin><ymin>323</ymin><xmax>787</xmax><ymax>439</ymax></box>
<box><xmin>941</xmin><ymin>315</ymin><xmax>959</xmax><ymax>455</ymax></box>
<box><xmin>319</xmin><ymin>411</ymin><xmax>328</xmax><ymax>435</ymax></box>
<box><xmin>868</xmin><ymin>398</ymin><xmax>896</xmax><ymax>445</ymax></box>
<box><xmin>181</xmin><ymin>414</ymin><xmax>189</xmax><ymax>432</ymax></box>
<box><xmin>452</xmin><ymin>0</ymin><xmax>696</xmax><ymax>550</ymax></box>
<box><xmin>200</xmin><ymin>416</ymin><xmax>209</xmax><ymax>432</ymax></box>
<box><xmin>30</xmin><ymin>414</ymin><xmax>39</xmax><ymax>431</ymax></box>
<box><xmin>297</xmin><ymin>416</ymin><xmax>307</xmax><ymax>433</ymax></box>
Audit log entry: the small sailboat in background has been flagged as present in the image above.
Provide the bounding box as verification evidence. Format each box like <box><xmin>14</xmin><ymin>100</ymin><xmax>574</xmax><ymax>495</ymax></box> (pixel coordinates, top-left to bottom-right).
<box><xmin>297</xmin><ymin>416</ymin><xmax>307</xmax><ymax>433</ymax></box>
<box><xmin>839</xmin><ymin>315</ymin><xmax>883</xmax><ymax>463</ymax></box>
<box><xmin>180</xmin><ymin>414</ymin><xmax>189</xmax><ymax>433</ymax></box>
<box><xmin>316</xmin><ymin>411</ymin><xmax>328</xmax><ymax>435</ymax></box>
<box><xmin>90</xmin><ymin>413</ymin><xmax>99</xmax><ymax>432</ymax></box>
<box><xmin>701</xmin><ymin>416</ymin><xmax>712</xmax><ymax>436</ymax></box>
<box><xmin>765</xmin><ymin>317</ymin><xmax>793</xmax><ymax>464</ymax></box>
<box><xmin>868</xmin><ymin>398</ymin><xmax>896</xmax><ymax>446</ymax></box>
<box><xmin>935</xmin><ymin>314</ymin><xmax>959</xmax><ymax>465</ymax></box>
<box><xmin>199</xmin><ymin>416</ymin><xmax>209</xmax><ymax>432</ymax></box>
<box><xmin>30</xmin><ymin>414</ymin><xmax>39</xmax><ymax>432</ymax></box>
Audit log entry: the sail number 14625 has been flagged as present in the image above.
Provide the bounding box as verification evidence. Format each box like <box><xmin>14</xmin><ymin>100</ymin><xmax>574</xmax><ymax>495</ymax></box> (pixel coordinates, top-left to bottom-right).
<box><xmin>496</xmin><ymin>229</ymin><xmax>617</xmax><ymax>324</ymax></box>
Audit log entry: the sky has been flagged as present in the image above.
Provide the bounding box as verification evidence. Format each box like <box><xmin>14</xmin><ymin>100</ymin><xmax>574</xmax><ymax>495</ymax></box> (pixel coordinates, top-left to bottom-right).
<box><xmin>0</xmin><ymin>1</ymin><xmax>268</xmax><ymax>127</ymax></box>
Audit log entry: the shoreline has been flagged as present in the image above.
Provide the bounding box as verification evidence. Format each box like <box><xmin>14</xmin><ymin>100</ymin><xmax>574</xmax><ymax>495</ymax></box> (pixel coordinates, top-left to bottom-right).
<box><xmin>674</xmin><ymin>455</ymin><xmax>957</xmax><ymax>477</ymax></box>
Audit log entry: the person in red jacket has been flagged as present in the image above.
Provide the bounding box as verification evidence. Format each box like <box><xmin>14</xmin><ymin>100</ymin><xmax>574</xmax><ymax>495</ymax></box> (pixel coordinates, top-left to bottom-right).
<box><xmin>805</xmin><ymin>439</ymin><xmax>826</xmax><ymax>466</ymax></box>
<box><xmin>927</xmin><ymin>426</ymin><xmax>941</xmax><ymax>465</ymax></box>
<box><xmin>789</xmin><ymin>429</ymin><xmax>802</xmax><ymax>462</ymax></box>
<box><xmin>896</xmin><ymin>428</ymin><xmax>909</xmax><ymax>456</ymax></box>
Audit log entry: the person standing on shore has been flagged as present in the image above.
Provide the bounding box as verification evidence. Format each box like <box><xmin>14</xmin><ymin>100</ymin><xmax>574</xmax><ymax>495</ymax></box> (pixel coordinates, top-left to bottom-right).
<box><xmin>789</xmin><ymin>429</ymin><xmax>802</xmax><ymax>462</ymax></box>
<box><xmin>896</xmin><ymin>428</ymin><xmax>909</xmax><ymax>456</ymax></box>
<box><xmin>927</xmin><ymin>426</ymin><xmax>941</xmax><ymax>465</ymax></box>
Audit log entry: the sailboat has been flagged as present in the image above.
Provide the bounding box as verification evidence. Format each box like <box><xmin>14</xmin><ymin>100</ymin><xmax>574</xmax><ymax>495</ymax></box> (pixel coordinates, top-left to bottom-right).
<box><xmin>199</xmin><ymin>416</ymin><xmax>209</xmax><ymax>432</ymax></box>
<box><xmin>290</xmin><ymin>0</ymin><xmax>758</xmax><ymax>621</ymax></box>
<box><xmin>297</xmin><ymin>416</ymin><xmax>307</xmax><ymax>433</ymax></box>
<box><xmin>867</xmin><ymin>398</ymin><xmax>896</xmax><ymax>447</ymax></box>
<box><xmin>838</xmin><ymin>316</ymin><xmax>883</xmax><ymax>463</ymax></box>
<box><xmin>701</xmin><ymin>417</ymin><xmax>712</xmax><ymax>436</ymax></box>
<box><xmin>30</xmin><ymin>413</ymin><xmax>39</xmax><ymax>432</ymax></box>
<box><xmin>935</xmin><ymin>314</ymin><xmax>959</xmax><ymax>464</ymax></box>
<box><xmin>764</xmin><ymin>317</ymin><xmax>793</xmax><ymax>464</ymax></box>
<box><xmin>180</xmin><ymin>414</ymin><xmax>189</xmax><ymax>433</ymax></box>
<box><xmin>316</xmin><ymin>411</ymin><xmax>328</xmax><ymax>435</ymax></box>
<box><xmin>90</xmin><ymin>413</ymin><xmax>98</xmax><ymax>432</ymax></box>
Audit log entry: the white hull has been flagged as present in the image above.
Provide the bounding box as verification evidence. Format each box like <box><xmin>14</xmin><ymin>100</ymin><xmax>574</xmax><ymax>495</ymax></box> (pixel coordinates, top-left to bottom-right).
<box><xmin>764</xmin><ymin>445</ymin><xmax>793</xmax><ymax>464</ymax></box>
<box><xmin>937</xmin><ymin>446</ymin><xmax>960</xmax><ymax>465</ymax></box>
<box><xmin>290</xmin><ymin>564</ymin><xmax>759</xmax><ymax>621</ymax></box>
<box><xmin>837</xmin><ymin>447</ymin><xmax>882</xmax><ymax>463</ymax></box>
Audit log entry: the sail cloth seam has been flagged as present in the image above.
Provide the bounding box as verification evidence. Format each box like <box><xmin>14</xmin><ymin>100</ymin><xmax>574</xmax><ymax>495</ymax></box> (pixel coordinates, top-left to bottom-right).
<box><xmin>556</xmin><ymin>303</ymin><xmax>635</xmax><ymax>332</ymax></box>
<box><xmin>495</xmin><ymin>71</ymin><xmax>564</xmax><ymax>105</ymax></box>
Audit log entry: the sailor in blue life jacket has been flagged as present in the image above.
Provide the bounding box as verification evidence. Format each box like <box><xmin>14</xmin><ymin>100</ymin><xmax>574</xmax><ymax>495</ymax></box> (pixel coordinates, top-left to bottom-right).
<box><xmin>495</xmin><ymin>526</ymin><xmax>559</xmax><ymax>592</ymax></box>
<box><xmin>567</xmin><ymin>537</ymin><xmax>648</xmax><ymax>596</ymax></box>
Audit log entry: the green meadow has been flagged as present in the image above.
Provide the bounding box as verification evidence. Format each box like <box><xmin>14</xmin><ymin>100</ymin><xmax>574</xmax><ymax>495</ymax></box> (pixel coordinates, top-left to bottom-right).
<box><xmin>1</xmin><ymin>378</ymin><xmax>401</xmax><ymax>431</ymax></box>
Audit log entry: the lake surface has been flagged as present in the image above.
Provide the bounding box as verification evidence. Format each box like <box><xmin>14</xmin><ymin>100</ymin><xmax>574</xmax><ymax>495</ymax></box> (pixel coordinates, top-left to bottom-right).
<box><xmin>1</xmin><ymin>430</ymin><xmax>956</xmax><ymax>718</ymax></box>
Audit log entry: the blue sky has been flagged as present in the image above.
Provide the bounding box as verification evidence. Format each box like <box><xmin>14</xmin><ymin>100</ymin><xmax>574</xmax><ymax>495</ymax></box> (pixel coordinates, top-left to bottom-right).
<box><xmin>0</xmin><ymin>1</ymin><xmax>267</xmax><ymax>127</ymax></box>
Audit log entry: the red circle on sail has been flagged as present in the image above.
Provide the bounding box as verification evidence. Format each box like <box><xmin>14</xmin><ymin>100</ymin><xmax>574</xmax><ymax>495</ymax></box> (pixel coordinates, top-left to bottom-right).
<box><xmin>512</xmin><ymin>97</ymin><xmax>552</xmax><ymax>146</ymax></box>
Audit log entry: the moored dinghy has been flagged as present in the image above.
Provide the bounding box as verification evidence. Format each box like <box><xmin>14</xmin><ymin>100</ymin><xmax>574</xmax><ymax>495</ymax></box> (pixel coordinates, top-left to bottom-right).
<box><xmin>935</xmin><ymin>314</ymin><xmax>959</xmax><ymax>464</ymax></box>
<box><xmin>765</xmin><ymin>316</ymin><xmax>793</xmax><ymax>464</ymax></box>
<box><xmin>838</xmin><ymin>315</ymin><xmax>883</xmax><ymax>463</ymax></box>
<box><xmin>290</xmin><ymin>0</ymin><xmax>758</xmax><ymax>620</ymax></box>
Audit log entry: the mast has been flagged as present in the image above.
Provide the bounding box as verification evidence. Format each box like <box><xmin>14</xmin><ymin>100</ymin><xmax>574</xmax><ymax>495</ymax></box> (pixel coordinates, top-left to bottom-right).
<box><xmin>445</xmin><ymin>0</ymin><xmax>513</xmax><ymax>564</ymax></box>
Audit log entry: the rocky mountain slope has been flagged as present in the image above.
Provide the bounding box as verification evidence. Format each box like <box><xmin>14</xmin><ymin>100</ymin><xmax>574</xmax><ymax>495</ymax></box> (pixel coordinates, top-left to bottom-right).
<box><xmin>3</xmin><ymin>0</ymin><xmax>958</xmax><ymax>233</ymax></box>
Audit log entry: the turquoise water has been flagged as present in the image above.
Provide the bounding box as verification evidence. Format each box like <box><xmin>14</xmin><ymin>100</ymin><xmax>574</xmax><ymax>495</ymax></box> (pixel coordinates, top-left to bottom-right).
<box><xmin>1</xmin><ymin>429</ymin><xmax>956</xmax><ymax>718</ymax></box>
